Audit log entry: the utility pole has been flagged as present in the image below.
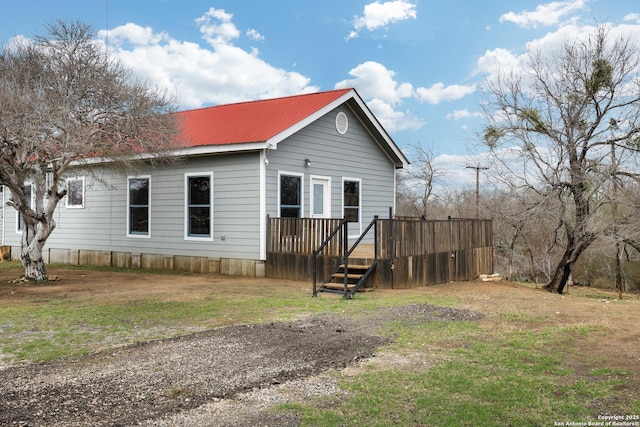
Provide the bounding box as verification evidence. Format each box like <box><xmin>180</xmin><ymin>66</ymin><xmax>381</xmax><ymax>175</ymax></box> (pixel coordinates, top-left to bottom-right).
<box><xmin>611</xmin><ymin>142</ymin><xmax>622</xmax><ymax>299</ymax></box>
<box><xmin>466</xmin><ymin>164</ymin><xmax>488</xmax><ymax>219</ymax></box>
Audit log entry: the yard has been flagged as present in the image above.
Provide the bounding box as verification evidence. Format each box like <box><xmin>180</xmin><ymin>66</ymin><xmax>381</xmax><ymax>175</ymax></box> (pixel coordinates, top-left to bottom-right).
<box><xmin>0</xmin><ymin>262</ymin><xmax>639</xmax><ymax>426</ymax></box>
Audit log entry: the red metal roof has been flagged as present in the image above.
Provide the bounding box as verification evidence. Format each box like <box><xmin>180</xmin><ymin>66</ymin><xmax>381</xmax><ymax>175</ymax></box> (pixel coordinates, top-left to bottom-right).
<box><xmin>177</xmin><ymin>88</ymin><xmax>353</xmax><ymax>147</ymax></box>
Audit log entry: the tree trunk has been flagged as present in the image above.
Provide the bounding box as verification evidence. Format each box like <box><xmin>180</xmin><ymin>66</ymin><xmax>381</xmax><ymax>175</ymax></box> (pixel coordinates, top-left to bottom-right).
<box><xmin>544</xmin><ymin>234</ymin><xmax>595</xmax><ymax>294</ymax></box>
<box><xmin>544</xmin><ymin>252</ymin><xmax>572</xmax><ymax>294</ymax></box>
<box><xmin>21</xmin><ymin>223</ymin><xmax>49</xmax><ymax>282</ymax></box>
<box><xmin>615</xmin><ymin>241</ymin><xmax>622</xmax><ymax>300</ymax></box>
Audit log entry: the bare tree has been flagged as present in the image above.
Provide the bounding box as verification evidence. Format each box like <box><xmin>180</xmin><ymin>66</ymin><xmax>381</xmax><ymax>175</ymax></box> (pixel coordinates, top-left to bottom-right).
<box><xmin>0</xmin><ymin>21</ymin><xmax>182</xmax><ymax>281</ymax></box>
<box><xmin>397</xmin><ymin>144</ymin><xmax>444</xmax><ymax>218</ymax></box>
<box><xmin>482</xmin><ymin>25</ymin><xmax>640</xmax><ymax>293</ymax></box>
<box><xmin>485</xmin><ymin>186</ymin><xmax>562</xmax><ymax>283</ymax></box>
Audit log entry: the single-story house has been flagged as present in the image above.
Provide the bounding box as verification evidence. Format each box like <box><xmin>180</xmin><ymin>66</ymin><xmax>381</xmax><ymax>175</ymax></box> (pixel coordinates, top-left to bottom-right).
<box><xmin>1</xmin><ymin>88</ymin><xmax>409</xmax><ymax>277</ymax></box>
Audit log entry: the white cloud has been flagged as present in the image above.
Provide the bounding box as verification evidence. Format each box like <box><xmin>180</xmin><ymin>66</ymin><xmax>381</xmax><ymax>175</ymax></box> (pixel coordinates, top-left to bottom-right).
<box><xmin>431</xmin><ymin>153</ymin><xmax>494</xmax><ymax>190</ymax></box>
<box><xmin>499</xmin><ymin>0</ymin><xmax>587</xmax><ymax>28</ymax></box>
<box><xmin>624</xmin><ymin>13</ymin><xmax>640</xmax><ymax>24</ymax></box>
<box><xmin>477</xmin><ymin>21</ymin><xmax>640</xmax><ymax>93</ymax></box>
<box><xmin>335</xmin><ymin>61</ymin><xmax>423</xmax><ymax>132</ymax></box>
<box><xmin>347</xmin><ymin>0</ymin><xmax>417</xmax><ymax>40</ymax></box>
<box><xmin>196</xmin><ymin>7</ymin><xmax>240</xmax><ymax>46</ymax></box>
<box><xmin>334</xmin><ymin>61</ymin><xmax>480</xmax><ymax>130</ymax></box>
<box><xmin>100</xmin><ymin>10</ymin><xmax>317</xmax><ymax>109</ymax></box>
<box><xmin>335</xmin><ymin>61</ymin><xmax>413</xmax><ymax>104</ymax></box>
<box><xmin>4</xmin><ymin>34</ymin><xmax>31</xmax><ymax>49</ymax></box>
<box><xmin>416</xmin><ymin>83</ymin><xmax>476</xmax><ymax>104</ymax></box>
<box><xmin>447</xmin><ymin>110</ymin><xmax>482</xmax><ymax>120</ymax></box>
<box><xmin>246</xmin><ymin>29</ymin><xmax>264</xmax><ymax>42</ymax></box>
<box><xmin>106</xmin><ymin>23</ymin><xmax>168</xmax><ymax>46</ymax></box>
<box><xmin>474</xmin><ymin>47</ymin><xmax>521</xmax><ymax>76</ymax></box>
<box><xmin>367</xmin><ymin>98</ymin><xmax>425</xmax><ymax>132</ymax></box>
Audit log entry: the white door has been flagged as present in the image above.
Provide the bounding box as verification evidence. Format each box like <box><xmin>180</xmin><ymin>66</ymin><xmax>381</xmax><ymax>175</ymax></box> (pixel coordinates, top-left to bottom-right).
<box><xmin>310</xmin><ymin>177</ymin><xmax>331</xmax><ymax>218</ymax></box>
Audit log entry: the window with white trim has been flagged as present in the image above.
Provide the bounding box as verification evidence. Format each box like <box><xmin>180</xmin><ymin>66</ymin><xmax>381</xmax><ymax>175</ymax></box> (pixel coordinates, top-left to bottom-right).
<box><xmin>279</xmin><ymin>172</ymin><xmax>303</xmax><ymax>217</ymax></box>
<box><xmin>343</xmin><ymin>179</ymin><xmax>361</xmax><ymax>223</ymax></box>
<box><xmin>66</xmin><ymin>177</ymin><xmax>85</xmax><ymax>208</ymax></box>
<box><xmin>185</xmin><ymin>173</ymin><xmax>213</xmax><ymax>239</ymax></box>
<box><xmin>128</xmin><ymin>176</ymin><xmax>150</xmax><ymax>237</ymax></box>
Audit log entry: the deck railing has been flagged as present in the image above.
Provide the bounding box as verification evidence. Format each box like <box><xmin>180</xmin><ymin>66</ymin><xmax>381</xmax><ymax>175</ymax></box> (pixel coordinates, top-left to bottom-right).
<box><xmin>266</xmin><ymin>215</ymin><xmax>493</xmax><ymax>287</ymax></box>
<box><xmin>266</xmin><ymin>217</ymin><xmax>344</xmax><ymax>256</ymax></box>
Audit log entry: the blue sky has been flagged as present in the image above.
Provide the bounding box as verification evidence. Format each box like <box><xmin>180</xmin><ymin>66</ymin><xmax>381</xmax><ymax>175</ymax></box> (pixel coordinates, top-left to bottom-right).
<box><xmin>2</xmin><ymin>1</ymin><xmax>639</xmax><ymax>187</ymax></box>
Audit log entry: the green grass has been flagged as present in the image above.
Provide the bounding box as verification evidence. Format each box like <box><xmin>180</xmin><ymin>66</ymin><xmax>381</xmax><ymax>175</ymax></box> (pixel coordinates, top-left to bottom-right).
<box><xmin>0</xmin><ymin>269</ymin><xmax>456</xmax><ymax>363</ymax></box>
<box><xmin>277</xmin><ymin>322</ymin><xmax>637</xmax><ymax>426</ymax></box>
<box><xmin>1</xmin><ymin>265</ymin><xmax>638</xmax><ymax>424</ymax></box>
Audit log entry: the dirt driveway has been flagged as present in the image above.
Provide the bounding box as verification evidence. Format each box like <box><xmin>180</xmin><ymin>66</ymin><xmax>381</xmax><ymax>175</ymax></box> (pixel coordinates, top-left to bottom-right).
<box><xmin>0</xmin><ymin>267</ymin><xmax>638</xmax><ymax>426</ymax></box>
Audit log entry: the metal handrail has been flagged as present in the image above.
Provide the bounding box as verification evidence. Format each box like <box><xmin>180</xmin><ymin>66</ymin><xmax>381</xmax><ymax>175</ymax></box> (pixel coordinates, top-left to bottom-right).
<box><xmin>313</xmin><ymin>215</ymin><xmax>380</xmax><ymax>298</ymax></box>
<box><xmin>345</xmin><ymin>215</ymin><xmax>378</xmax><ymax>259</ymax></box>
<box><xmin>312</xmin><ymin>218</ymin><xmax>347</xmax><ymax>257</ymax></box>
<box><xmin>312</xmin><ymin>218</ymin><xmax>347</xmax><ymax>297</ymax></box>
<box><xmin>343</xmin><ymin>216</ymin><xmax>378</xmax><ymax>298</ymax></box>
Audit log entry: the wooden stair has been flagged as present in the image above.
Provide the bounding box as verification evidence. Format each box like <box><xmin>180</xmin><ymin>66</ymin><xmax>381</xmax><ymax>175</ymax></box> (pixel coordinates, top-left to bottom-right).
<box><xmin>318</xmin><ymin>263</ymin><xmax>376</xmax><ymax>297</ymax></box>
<box><xmin>311</xmin><ymin>216</ymin><xmax>379</xmax><ymax>299</ymax></box>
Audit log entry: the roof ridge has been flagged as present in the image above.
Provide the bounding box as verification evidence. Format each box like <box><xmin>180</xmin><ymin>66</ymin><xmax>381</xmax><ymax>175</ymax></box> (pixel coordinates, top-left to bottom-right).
<box><xmin>179</xmin><ymin>88</ymin><xmax>353</xmax><ymax>114</ymax></box>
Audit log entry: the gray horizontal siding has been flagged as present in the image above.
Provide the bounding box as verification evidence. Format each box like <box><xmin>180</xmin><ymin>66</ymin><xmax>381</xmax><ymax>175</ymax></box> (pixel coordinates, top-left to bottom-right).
<box><xmin>5</xmin><ymin>153</ymin><xmax>262</xmax><ymax>260</ymax></box>
<box><xmin>266</xmin><ymin>106</ymin><xmax>397</xmax><ymax>226</ymax></box>
<box><xmin>3</xmin><ymin>104</ymin><xmax>399</xmax><ymax>263</ymax></box>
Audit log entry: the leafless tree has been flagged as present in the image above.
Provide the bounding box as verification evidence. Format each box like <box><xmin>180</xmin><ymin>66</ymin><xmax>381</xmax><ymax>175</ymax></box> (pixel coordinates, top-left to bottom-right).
<box><xmin>0</xmin><ymin>21</ymin><xmax>182</xmax><ymax>281</ymax></box>
<box><xmin>482</xmin><ymin>25</ymin><xmax>640</xmax><ymax>294</ymax></box>
<box><xmin>485</xmin><ymin>186</ymin><xmax>562</xmax><ymax>283</ymax></box>
<box><xmin>397</xmin><ymin>144</ymin><xmax>445</xmax><ymax>218</ymax></box>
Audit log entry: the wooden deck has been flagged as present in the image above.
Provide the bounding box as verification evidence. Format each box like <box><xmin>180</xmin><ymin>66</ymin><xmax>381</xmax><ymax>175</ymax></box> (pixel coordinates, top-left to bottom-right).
<box><xmin>348</xmin><ymin>243</ymin><xmax>375</xmax><ymax>259</ymax></box>
<box><xmin>266</xmin><ymin>216</ymin><xmax>494</xmax><ymax>288</ymax></box>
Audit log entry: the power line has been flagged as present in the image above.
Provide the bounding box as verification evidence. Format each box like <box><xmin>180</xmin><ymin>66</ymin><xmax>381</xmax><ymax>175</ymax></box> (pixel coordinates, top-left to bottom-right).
<box><xmin>465</xmin><ymin>164</ymin><xmax>488</xmax><ymax>219</ymax></box>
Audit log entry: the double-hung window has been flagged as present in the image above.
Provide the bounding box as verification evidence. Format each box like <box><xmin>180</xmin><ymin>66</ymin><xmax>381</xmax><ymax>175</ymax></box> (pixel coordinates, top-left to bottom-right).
<box><xmin>185</xmin><ymin>172</ymin><xmax>213</xmax><ymax>239</ymax></box>
<box><xmin>279</xmin><ymin>172</ymin><xmax>303</xmax><ymax>218</ymax></box>
<box><xmin>128</xmin><ymin>176</ymin><xmax>150</xmax><ymax>237</ymax></box>
<box><xmin>343</xmin><ymin>179</ymin><xmax>361</xmax><ymax>223</ymax></box>
<box><xmin>66</xmin><ymin>177</ymin><xmax>85</xmax><ymax>208</ymax></box>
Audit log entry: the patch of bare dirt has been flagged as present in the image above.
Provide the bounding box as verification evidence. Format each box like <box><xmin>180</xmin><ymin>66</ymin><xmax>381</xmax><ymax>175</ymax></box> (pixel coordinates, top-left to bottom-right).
<box><xmin>0</xmin><ymin>266</ymin><xmax>484</xmax><ymax>426</ymax></box>
<box><xmin>0</xmin><ymin>266</ymin><xmax>638</xmax><ymax>425</ymax></box>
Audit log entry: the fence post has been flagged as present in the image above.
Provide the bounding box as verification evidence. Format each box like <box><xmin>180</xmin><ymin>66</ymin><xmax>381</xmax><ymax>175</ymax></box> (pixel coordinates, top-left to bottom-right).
<box><xmin>448</xmin><ymin>216</ymin><xmax>454</xmax><ymax>282</ymax></box>
<box><xmin>312</xmin><ymin>224</ymin><xmax>317</xmax><ymax>297</ymax></box>
<box><xmin>265</xmin><ymin>214</ymin><xmax>270</xmax><ymax>256</ymax></box>
<box><xmin>343</xmin><ymin>218</ymin><xmax>349</xmax><ymax>298</ymax></box>
<box><xmin>374</xmin><ymin>215</ymin><xmax>379</xmax><ymax>262</ymax></box>
<box><xmin>388</xmin><ymin>207</ymin><xmax>394</xmax><ymax>289</ymax></box>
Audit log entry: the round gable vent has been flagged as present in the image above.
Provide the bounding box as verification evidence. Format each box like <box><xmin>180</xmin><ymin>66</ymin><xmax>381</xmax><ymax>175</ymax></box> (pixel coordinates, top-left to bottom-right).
<box><xmin>335</xmin><ymin>111</ymin><xmax>348</xmax><ymax>135</ymax></box>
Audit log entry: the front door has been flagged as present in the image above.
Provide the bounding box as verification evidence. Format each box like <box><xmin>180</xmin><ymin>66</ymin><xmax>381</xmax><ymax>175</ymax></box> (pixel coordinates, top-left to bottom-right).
<box><xmin>310</xmin><ymin>176</ymin><xmax>331</xmax><ymax>218</ymax></box>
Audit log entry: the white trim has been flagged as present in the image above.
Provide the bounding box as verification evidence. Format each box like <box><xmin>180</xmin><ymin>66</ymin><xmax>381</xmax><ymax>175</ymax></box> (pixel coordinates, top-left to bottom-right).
<box><xmin>277</xmin><ymin>171</ymin><xmax>304</xmax><ymax>218</ymax></box>
<box><xmin>172</xmin><ymin>142</ymin><xmax>272</xmax><ymax>157</ymax></box>
<box><xmin>126</xmin><ymin>175</ymin><xmax>152</xmax><ymax>239</ymax></box>
<box><xmin>347</xmin><ymin>92</ymin><xmax>409</xmax><ymax>168</ymax></box>
<box><xmin>393</xmin><ymin>169</ymin><xmax>398</xmax><ymax>215</ymax></box>
<box><xmin>342</xmin><ymin>177</ymin><xmax>362</xmax><ymax>237</ymax></box>
<box><xmin>184</xmin><ymin>171</ymin><xmax>214</xmax><ymax>241</ymax></box>
<box><xmin>310</xmin><ymin>175</ymin><xmax>331</xmax><ymax>218</ymax></box>
<box><xmin>259</xmin><ymin>150</ymin><xmax>268</xmax><ymax>260</ymax></box>
<box><xmin>266</xmin><ymin>91</ymin><xmax>355</xmax><ymax>148</ymax></box>
<box><xmin>65</xmin><ymin>177</ymin><xmax>85</xmax><ymax>209</ymax></box>
<box><xmin>72</xmin><ymin>142</ymin><xmax>272</xmax><ymax>167</ymax></box>
<box><xmin>335</xmin><ymin>111</ymin><xmax>349</xmax><ymax>135</ymax></box>
<box><xmin>265</xmin><ymin>89</ymin><xmax>408</xmax><ymax>168</ymax></box>
<box><xmin>69</xmin><ymin>89</ymin><xmax>409</xmax><ymax>170</ymax></box>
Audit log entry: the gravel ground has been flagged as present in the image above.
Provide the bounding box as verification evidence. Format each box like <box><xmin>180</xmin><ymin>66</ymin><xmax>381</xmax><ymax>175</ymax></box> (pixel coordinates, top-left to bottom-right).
<box><xmin>0</xmin><ymin>304</ymin><xmax>483</xmax><ymax>426</ymax></box>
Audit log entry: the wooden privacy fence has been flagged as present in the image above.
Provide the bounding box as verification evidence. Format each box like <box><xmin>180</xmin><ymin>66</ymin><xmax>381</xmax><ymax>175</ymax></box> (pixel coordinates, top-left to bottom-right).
<box><xmin>375</xmin><ymin>217</ymin><xmax>493</xmax><ymax>288</ymax></box>
<box><xmin>266</xmin><ymin>217</ymin><xmax>345</xmax><ymax>283</ymax></box>
<box><xmin>266</xmin><ymin>217</ymin><xmax>344</xmax><ymax>256</ymax></box>
<box><xmin>265</xmin><ymin>215</ymin><xmax>493</xmax><ymax>288</ymax></box>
